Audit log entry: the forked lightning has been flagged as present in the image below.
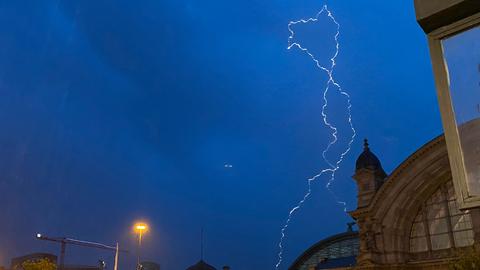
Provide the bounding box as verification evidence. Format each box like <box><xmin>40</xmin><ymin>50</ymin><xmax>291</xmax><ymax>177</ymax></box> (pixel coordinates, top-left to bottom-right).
<box><xmin>275</xmin><ymin>5</ymin><xmax>356</xmax><ymax>269</ymax></box>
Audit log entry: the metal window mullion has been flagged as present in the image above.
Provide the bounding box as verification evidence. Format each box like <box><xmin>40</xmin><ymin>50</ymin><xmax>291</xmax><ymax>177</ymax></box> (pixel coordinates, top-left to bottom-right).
<box><xmin>441</xmin><ymin>185</ymin><xmax>457</xmax><ymax>248</ymax></box>
<box><xmin>421</xmin><ymin>202</ymin><xmax>433</xmax><ymax>252</ymax></box>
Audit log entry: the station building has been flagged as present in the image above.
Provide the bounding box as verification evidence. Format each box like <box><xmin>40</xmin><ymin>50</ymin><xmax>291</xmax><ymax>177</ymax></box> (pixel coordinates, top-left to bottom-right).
<box><xmin>289</xmin><ymin>132</ymin><xmax>480</xmax><ymax>269</ymax></box>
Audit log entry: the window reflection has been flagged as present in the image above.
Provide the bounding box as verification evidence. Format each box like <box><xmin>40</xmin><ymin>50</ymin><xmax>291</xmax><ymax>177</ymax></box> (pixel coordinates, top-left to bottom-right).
<box><xmin>410</xmin><ymin>181</ymin><xmax>474</xmax><ymax>253</ymax></box>
<box><xmin>442</xmin><ymin>26</ymin><xmax>480</xmax><ymax>196</ymax></box>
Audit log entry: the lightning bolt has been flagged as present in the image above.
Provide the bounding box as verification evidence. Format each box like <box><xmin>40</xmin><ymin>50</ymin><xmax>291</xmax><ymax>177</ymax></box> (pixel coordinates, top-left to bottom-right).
<box><xmin>275</xmin><ymin>5</ymin><xmax>356</xmax><ymax>269</ymax></box>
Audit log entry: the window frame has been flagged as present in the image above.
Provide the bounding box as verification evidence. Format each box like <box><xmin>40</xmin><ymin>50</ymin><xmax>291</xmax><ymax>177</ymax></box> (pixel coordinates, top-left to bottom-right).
<box><xmin>427</xmin><ymin>13</ymin><xmax>480</xmax><ymax>209</ymax></box>
<box><xmin>298</xmin><ymin>238</ymin><xmax>359</xmax><ymax>270</ymax></box>
<box><xmin>409</xmin><ymin>181</ymin><xmax>474</xmax><ymax>255</ymax></box>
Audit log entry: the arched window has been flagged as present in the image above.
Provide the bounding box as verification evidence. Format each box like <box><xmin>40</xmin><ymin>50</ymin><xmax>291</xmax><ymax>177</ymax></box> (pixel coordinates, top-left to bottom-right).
<box><xmin>296</xmin><ymin>235</ymin><xmax>359</xmax><ymax>270</ymax></box>
<box><xmin>409</xmin><ymin>181</ymin><xmax>474</xmax><ymax>253</ymax></box>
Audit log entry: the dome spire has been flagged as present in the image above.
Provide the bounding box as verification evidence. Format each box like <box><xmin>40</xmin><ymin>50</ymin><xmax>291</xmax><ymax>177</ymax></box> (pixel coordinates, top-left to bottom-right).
<box><xmin>355</xmin><ymin>139</ymin><xmax>385</xmax><ymax>172</ymax></box>
<box><xmin>363</xmin><ymin>138</ymin><xmax>369</xmax><ymax>151</ymax></box>
<box><xmin>200</xmin><ymin>228</ymin><xmax>204</xmax><ymax>260</ymax></box>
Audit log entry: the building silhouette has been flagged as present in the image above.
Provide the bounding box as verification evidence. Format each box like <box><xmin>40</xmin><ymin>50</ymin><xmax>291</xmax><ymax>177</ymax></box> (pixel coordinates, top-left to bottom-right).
<box><xmin>186</xmin><ymin>260</ymin><xmax>216</xmax><ymax>270</ymax></box>
<box><xmin>290</xmin><ymin>127</ymin><xmax>480</xmax><ymax>269</ymax></box>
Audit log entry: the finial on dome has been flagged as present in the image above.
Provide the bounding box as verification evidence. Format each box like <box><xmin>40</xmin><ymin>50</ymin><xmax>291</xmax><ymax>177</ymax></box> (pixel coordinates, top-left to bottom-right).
<box><xmin>363</xmin><ymin>138</ymin><xmax>369</xmax><ymax>150</ymax></box>
<box><xmin>355</xmin><ymin>138</ymin><xmax>385</xmax><ymax>172</ymax></box>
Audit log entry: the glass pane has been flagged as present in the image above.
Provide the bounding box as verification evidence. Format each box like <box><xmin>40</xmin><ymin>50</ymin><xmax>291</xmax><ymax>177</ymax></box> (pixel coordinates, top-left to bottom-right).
<box><xmin>302</xmin><ymin>237</ymin><xmax>359</xmax><ymax>269</ymax></box>
<box><xmin>427</xmin><ymin>203</ymin><xmax>448</xmax><ymax>219</ymax></box>
<box><xmin>411</xmin><ymin>222</ymin><xmax>426</xmax><ymax>237</ymax></box>
<box><xmin>451</xmin><ymin>214</ymin><xmax>473</xmax><ymax>231</ymax></box>
<box><xmin>453</xmin><ymin>230</ymin><xmax>474</xmax><ymax>247</ymax></box>
<box><xmin>430</xmin><ymin>234</ymin><xmax>452</xmax><ymax>250</ymax></box>
<box><xmin>448</xmin><ymin>200</ymin><xmax>462</xmax><ymax>215</ymax></box>
<box><xmin>409</xmin><ymin>181</ymin><xmax>476</xmax><ymax>253</ymax></box>
<box><xmin>429</xmin><ymin>218</ymin><xmax>449</xmax><ymax>234</ymax></box>
<box><xmin>442</xmin><ymin>25</ymin><xmax>480</xmax><ymax>197</ymax></box>
<box><xmin>426</xmin><ymin>189</ymin><xmax>445</xmax><ymax>205</ymax></box>
<box><xmin>410</xmin><ymin>237</ymin><xmax>428</xmax><ymax>253</ymax></box>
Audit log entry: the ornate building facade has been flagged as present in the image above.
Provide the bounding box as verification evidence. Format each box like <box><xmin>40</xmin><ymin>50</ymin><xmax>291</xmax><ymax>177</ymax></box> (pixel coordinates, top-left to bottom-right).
<box><xmin>289</xmin><ymin>133</ymin><xmax>480</xmax><ymax>270</ymax></box>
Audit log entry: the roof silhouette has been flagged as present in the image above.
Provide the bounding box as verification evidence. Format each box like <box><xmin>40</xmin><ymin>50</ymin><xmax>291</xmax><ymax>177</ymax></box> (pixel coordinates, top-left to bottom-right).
<box><xmin>186</xmin><ymin>260</ymin><xmax>216</xmax><ymax>270</ymax></box>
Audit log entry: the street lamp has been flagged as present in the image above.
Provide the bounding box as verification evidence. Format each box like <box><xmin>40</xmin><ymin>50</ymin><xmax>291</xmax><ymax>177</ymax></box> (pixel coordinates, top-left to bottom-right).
<box><xmin>133</xmin><ymin>222</ymin><xmax>149</xmax><ymax>270</ymax></box>
<box><xmin>414</xmin><ymin>0</ymin><xmax>480</xmax><ymax>209</ymax></box>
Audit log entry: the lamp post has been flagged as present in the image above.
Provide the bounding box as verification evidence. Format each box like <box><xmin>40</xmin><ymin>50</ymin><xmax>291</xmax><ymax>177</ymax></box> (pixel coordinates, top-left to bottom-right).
<box><xmin>414</xmin><ymin>0</ymin><xmax>480</xmax><ymax>209</ymax></box>
<box><xmin>133</xmin><ymin>222</ymin><xmax>149</xmax><ymax>270</ymax></box>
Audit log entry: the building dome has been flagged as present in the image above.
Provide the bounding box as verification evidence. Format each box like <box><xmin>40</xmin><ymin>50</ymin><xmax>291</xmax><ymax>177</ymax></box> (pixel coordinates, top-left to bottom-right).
<box><xmin>355</xmin><ymin>139</ymin><xmax>384</xmax><ymax>171</ymax></box>
<box><xmin>186</xmin><ymin>260</ymin><xmax>216</xmax><ymax>270</ymax></box>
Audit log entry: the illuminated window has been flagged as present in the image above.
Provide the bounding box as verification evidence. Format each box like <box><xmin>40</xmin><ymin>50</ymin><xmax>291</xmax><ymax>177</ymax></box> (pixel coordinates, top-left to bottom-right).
<box><xmin>410</xmin><ymin>181</ymin><xmax>474</xmax><ymax>253</ymax></box>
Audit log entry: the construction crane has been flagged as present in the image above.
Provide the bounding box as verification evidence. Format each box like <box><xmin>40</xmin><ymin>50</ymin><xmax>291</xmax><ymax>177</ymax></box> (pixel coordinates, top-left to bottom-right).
<box><xmin>35</xmin><ymin>233</ymin><xmax>128</xmax><ymax>270</ymax></box>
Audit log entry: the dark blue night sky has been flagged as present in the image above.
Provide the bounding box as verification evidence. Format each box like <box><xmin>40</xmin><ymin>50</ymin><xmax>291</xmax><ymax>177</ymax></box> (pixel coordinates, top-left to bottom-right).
<box><xmin>0</xmin><ymin>1</ymin><xmax>441</xmax><ymax>270</ymax></box>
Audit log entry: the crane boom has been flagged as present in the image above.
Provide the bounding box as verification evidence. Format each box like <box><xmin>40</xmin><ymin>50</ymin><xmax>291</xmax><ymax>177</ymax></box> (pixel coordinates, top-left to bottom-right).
<box><xmin>35</xmin><ymin>233</ymin><xmax>128</xmax><ymax>270</ymax></box>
